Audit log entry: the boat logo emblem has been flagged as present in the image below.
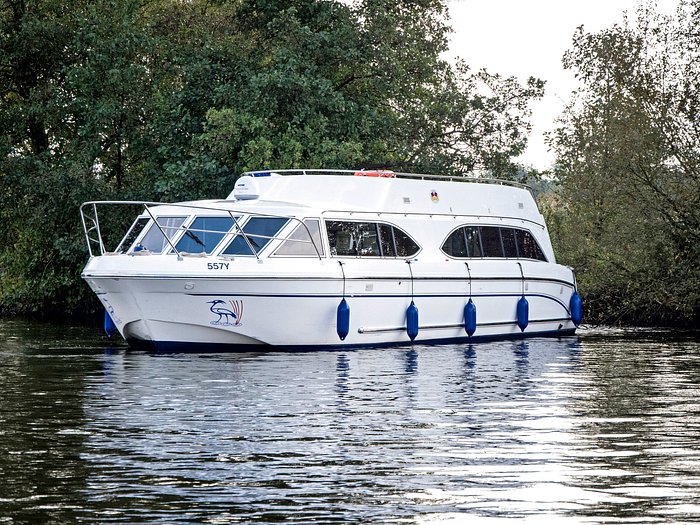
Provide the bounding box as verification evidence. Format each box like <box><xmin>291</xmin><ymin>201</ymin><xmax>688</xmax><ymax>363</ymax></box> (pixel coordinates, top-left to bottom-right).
<box><xmin>207</xmin><ymin>299</ymin><xmax>243</xmax><ymax>327</ymax></box>
<box><xmin>431</xmin><ymin>190</ymin><xmax>439</xmax><ymax>202</ymax></box>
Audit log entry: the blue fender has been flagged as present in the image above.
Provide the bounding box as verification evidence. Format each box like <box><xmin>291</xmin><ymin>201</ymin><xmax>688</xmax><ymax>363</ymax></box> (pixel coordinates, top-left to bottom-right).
<box><xmin>336</xmin><ymin>298</ymin><xmax>350</xmax><ymax>340</ymax></box>
<box><xmin>406</xmin><ymin>301</ymin><xmax>419</xmax><ymax>341</ymax></box>
<box><xmin>464</xmin><ymin>298</ymin><xmax>477</xmax><ymax>337</ymax></box>
<box><xmin>104</xmin><ymin>309</ymin><xmax>118</xmax><ymax>337</ymax></box>
<box><xmin>516</xmin><ymin>296</ymin><xmax>529</xmax><ymax>332</ymax></box>
<box><xmin>570</xmin><ymin>291</ymin><xmax>583</xmax><ymax>327</ymax></box>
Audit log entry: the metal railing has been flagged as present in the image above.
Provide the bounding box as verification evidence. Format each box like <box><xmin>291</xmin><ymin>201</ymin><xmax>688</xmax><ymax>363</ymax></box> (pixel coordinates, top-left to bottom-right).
<box><xmin>242</xmin><ymin>169</ymin><xmax>534</xmax><ymax>194</ymax></box>
<box><xmin>81</xmin><ymin>170</ymin><xmax>534</xmax><ymax>258</ymax></box>
<box><xmin>80</xmin><ymin>201</ymin><xmax>323</xmax><ymax>260</ymax></box>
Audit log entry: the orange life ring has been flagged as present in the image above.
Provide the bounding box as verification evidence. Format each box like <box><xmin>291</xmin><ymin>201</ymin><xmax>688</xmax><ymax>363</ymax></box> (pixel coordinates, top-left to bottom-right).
<box><xmin>354</xmin><ymin>170</ymin><xmax>395</xmax><ymax>178</ymax></box>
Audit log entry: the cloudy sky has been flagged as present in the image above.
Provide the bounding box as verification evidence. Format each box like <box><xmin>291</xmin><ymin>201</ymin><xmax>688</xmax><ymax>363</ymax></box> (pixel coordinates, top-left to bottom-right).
<box><xmin>446</xmin><ymin>0</ymin><xmax>679</xmax><ymax>169</ymax></box>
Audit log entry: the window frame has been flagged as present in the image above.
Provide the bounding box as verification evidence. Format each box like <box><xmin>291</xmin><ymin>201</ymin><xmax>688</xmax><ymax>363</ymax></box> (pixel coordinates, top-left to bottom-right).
<box><xmin>117</xmin><ymin>216</ymin><xmax>150</xmax><ymax>254</ymax></box>
<box><xmin>514</xmin><ymin>228</ymin><xmax>548</xmax><ymax>262</ymax></box>
<box><xmin>441</xmin><ymin>225</ymin><xmax>548</xmax><ymax>262</ymax></box>
<box><xmin>220</xmin><ymin>215</ymin><xmax>291</xmax><ymax>257</ymax></box>
<box><xmin>172</xmin><ymin>215</ymin><xmax>237</xmax><ymax>255</ymax></box>
<box><xmin>270</xmin><ymin>218</ymin><xmax>325</xmax><ymax>258</ymax></box>
<box><xmin>479</xmin><ymin>226</ymin><xmax>505</xmax><ymax>258</ymax></box>
<box><xmin>324</xmin><ymin>219</ymin><xmax>421</xmax><ymax>259</ymax></box>
<box><xmin>130</xmin><ymin>215</ymin><xmax>188</xmax><ymax>254</ymax></box>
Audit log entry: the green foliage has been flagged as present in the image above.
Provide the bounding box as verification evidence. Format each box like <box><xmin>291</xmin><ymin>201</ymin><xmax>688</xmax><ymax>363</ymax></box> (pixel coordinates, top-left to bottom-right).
<box><xmin>0</xmin><ymin>0</ymin><xmax>542</xmax><ymax>318</ymax></box>
<box><xmin>548</xmin><ymin>0</ymin><xmax>700</xmax><ymax>326</ymax></box>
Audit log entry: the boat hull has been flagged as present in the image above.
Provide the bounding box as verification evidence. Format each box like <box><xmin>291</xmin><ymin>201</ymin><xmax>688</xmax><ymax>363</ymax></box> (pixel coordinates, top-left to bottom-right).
<box><xmin>86</xmin><ymin>270</ymin><xmax>577</xmax><ymax>351</ymax></box>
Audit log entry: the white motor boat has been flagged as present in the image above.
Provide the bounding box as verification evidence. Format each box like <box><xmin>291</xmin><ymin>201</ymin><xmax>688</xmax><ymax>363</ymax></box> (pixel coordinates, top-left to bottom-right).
<box><xmin>80</xmin><ymin>169</ymin><xmax>582</xmax><ymax>351</ymax></box>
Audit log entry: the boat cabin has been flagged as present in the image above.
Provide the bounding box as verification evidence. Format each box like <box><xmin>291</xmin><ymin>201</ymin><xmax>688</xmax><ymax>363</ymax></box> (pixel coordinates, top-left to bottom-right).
<box><xmin>84</xmin><ymin>169</ymin><xmax>553</xmax><ymax>265</ymax></box>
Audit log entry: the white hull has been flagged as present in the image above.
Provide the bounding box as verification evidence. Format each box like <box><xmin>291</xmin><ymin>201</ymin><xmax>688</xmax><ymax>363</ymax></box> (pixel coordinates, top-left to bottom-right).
<box><xmin>85</xmin><ymin>260</ymin><xmax>577</xmax><ymax>350</ymax></box>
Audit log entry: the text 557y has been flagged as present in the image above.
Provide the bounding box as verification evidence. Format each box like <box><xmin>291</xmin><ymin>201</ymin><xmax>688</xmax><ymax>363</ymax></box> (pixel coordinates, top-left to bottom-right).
<box><xmin>207</xmin><ymin>262</ymin><xmax>230</xmax><ymax>271</ymax></box>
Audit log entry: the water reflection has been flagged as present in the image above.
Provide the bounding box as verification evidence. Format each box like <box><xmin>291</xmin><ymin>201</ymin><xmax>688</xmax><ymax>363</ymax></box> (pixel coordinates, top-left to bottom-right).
<box><xmin>405</xmin><ymin>348</ymin><xmax>418</xmax><ymax>374</ymax></box>
<box><xmin>1</xmin><ymin>322</ymin><xmax>699</xmax><ymax>523</ymax></box>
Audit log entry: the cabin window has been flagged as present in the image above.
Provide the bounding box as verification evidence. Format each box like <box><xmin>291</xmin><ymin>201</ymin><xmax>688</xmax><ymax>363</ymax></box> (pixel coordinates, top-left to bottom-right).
<box><xmin>515</xmin><ymin>229</ymin><xmax>546</xmax><ymax>261</ymax></box>
<box><xmin>273</xmin><ymin>219</ymin><xmax>325</xmax><ymax>257</ymax></box>
<box><xmin>480</xmin><ymin>226</ymin><xmax>504</xmax><ymax>257</ymax></box>
<box><xmin>326</xmin><ymin>221</ymin><xmax>379</xmax><ymax>256</ymax></box>
<box><xmin>441</xmin><ymin>226</ymin><xmax>547</xmax><ymax>261</ymax></box>
<box><xmin>136</xmin><ymin>216</ymin><xmax>187</xmax><ymax>253</ymax></box>
<box><xmin>464</xmin><ymin>226</ymin><xmax>483</xmax><ymax>258</ymax></box>
<box><xmin>326</xmin><ymin>220</ymin><xmax>419</xmax><ymax>258</ymax></box>
<box><xmin>222</xmin><ymin>217</ymin><xmax>289</xmax><ymax>256</ymax></box>
<box><xmin>501</xmin><ymin>228</ymin><xmax>518</xmax><ymax>258</ymax></box>
<box><xmin>175</xmin><ymin>216</ymin><xmax>235</xmax><ymax>254</ymax></box>
<box><xmin>118</xmin><ymin>217</ymin><xmax>149</xmax><ymax>253</ymax></box>
<box><xmin>442</xmin><ymin>226</ymin><xmax>481</xmax><ymax>257</ymax></box>
<box><xmin>442</xmin><ymin>228</ymin><xmax>468</xmax><ymax>257</ymax></box>
<box><xmin>394</xmin><ymin>227</ymin><xmax>420</xmax><ymax>257</ymax></box>
<box><xmin>377</xmin><ymin>223</ymin><xmax>397</xmax><ymax>257</ymax></box>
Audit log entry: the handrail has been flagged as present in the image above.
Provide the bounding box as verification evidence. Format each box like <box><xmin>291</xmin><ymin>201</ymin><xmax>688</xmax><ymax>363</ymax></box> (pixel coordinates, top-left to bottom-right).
<box><xmin>80</xmin><ymin>167</ymin><xmax>533</xmax><ymax>258</ymax></box>
<box><xmin>92</xmin><ymin>202</ymin><xmax>106</xmax><ymax>255</ymax></box>
<box><xmin>242</xmin><ymin>169</ymin><xmax>534</xmax><ymax>193</ymax></box>
<box><xmin>79</xmin><ymin>200</ymin><xmax>324</xmax><ymax>259</ymax></box>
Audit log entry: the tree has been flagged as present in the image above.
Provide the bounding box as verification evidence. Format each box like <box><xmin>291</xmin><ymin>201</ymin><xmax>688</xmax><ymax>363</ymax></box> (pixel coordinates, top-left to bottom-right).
<box><xmin>0</xmin><ymin>0</ymin><xmax>543</xmax><ymax>317</ymax></box>
<box><xmin>198</xmin><ymin>0</ymin><xmax>543</xmax><ymax>179</ymax></box>
<box><xmin>0</xmin><ymin>0</ymin><xmax>158</xmax><ymax>315</ymax></box>
<box><xmin>549</xmin><ymin>0</ymin><xmax>700</xmax><ymax>325</ymax></box>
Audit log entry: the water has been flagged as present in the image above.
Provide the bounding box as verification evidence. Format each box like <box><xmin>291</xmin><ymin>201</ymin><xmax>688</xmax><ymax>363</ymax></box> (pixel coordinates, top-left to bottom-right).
<box><xmin>1</xmin><ymin>321</ymin><xmax>700</xmax><ymax>524</ymax></box>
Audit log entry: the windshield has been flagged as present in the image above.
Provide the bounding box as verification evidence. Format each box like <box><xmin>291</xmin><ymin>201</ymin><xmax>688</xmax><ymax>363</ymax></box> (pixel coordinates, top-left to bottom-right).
<box><xmin>175</xmin><ymin>216</ymin><xmax>235</xmax><ymax>254</ymax></box>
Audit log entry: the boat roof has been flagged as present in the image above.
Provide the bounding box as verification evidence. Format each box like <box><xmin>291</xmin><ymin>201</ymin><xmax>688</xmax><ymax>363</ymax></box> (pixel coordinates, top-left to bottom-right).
<box><xmin>222</xmin><ymin>169</ymin><xmax>542</xmax><ymax>223</ymax></box>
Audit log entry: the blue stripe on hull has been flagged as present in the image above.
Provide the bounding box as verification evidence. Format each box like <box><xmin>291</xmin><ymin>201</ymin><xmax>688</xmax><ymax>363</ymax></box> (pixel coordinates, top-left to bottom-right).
<box><xmin>126</xmin><ymin>328</ymin><xmax>577</xmax><ymax>353</ymax></box>
<box><xmin>187</xmin><ymin>292</ymin><xmax>572</xmax><ymax>315</ymax></box>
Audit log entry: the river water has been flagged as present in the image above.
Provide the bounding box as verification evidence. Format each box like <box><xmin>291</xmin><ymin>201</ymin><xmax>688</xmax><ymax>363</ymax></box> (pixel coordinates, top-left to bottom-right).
<box><xmin>1</xmin><ymin>321</ymin><xmax>699</xmax><ymax>524</ymax></box>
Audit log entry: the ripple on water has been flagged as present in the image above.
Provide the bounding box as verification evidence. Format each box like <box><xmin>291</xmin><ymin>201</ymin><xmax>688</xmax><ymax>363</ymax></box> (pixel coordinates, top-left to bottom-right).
<box><xmin>1</xmin><ymin>322</ymin><xmax>700</xmax><ymax>523</ymax></box>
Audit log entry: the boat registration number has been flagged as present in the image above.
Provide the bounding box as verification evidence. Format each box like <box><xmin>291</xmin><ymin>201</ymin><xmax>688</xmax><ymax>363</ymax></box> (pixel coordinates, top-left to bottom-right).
<box><xmin>207</xmin><ymin>262</ymin><xmax>230</xmax><ymax>271</ymax></box>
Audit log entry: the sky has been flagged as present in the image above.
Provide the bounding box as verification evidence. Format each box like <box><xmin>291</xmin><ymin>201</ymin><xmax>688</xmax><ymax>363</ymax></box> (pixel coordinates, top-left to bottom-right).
<box><xmin>445</xmin><ymin>0</ymin><xmax>679</xmax><ymax>170</ymax></box>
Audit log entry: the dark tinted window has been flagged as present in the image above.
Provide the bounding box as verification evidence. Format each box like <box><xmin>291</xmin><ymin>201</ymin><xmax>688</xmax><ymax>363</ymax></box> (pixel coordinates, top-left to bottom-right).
<box><xmin>441</xmin><ymin>225</ymin><xmax>546</xmax><ymax>261</ymax></box>
<box><xmin>176</xmin><ymin>216</ymin><xmax>234</xmax><ymax>254</ymax></box>
<box><xmin>393</xmin><ymin>227</ymin><xmax>419</xmax><ymax>257</ymax></box>
<box><xmin>223</xmin><ymin>217</ymin><xmax>289</xmax><ymax>255</ymax></box>
<box><xmin>464</xmin><ymin>226</ymin><xmax>482</xmax><ymax>257</ymax></box>
<box><xmin>119</xmin><ymin>217</ymin><xmax>149</xmax><ymax>253</ymax></box>
<box><xmin>327</xmin><ymin>221</ymin><xmax>355</xmax><ymax>256</ymax></box>
<box><xmin>356</xmin><ymin>223</ymin><xmax>380</xmax><ymax>256</ymax></box>
<box><xmin>378</xmin><ymin>223</ymin><xmax>396</xmax><ymax>257</ymax></box>
<box><xmin>326</xmin><ymin>221</ymin><xmax>419</xmax><ymax>258</ymax></box>
<box><xmin>480</xmin><ymin>226</ymin><xmax>504</xmax><ymax>257</ymax></box>
<box><xmin>442</xmin><ymin>229</ymin><xmax>468</xmax><ymax>257</ymax></box>
<box><xmin>501</xmin><ymin>228</ymin><xmax>518</xmax><ymax>257</ymax></box>
<box><xmin>326</xmin><ymin>221</ymin><xmax>379</xmax><ymax>256</ymax></box>
<box><xmin>326</xmin><ymin>221</ymin><xmax>357</xmax><ymax>256</ymax></box>
<box><xmin>515</xmin><ymin>229</ymin><xmax>547</xmax><ymax>261</ymax></box>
